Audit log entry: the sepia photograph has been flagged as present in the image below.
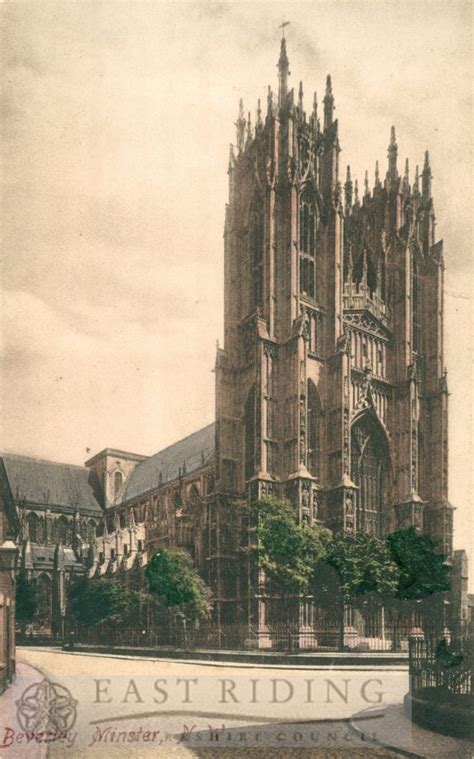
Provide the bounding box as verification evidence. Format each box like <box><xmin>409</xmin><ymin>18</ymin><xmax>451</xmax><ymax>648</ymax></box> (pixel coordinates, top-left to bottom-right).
<box><xmin>1</xmin><ymin>1</ymin><xmax>472</xmax><ymax>757</ymax></box>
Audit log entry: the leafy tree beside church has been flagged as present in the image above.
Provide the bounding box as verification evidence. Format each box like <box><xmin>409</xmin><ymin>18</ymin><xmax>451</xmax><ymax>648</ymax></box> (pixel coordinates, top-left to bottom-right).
<box><xmin>15</xmin><ymin>571</ymin><xmax>37</xmax><ymax>634</ymax></box>
<box><xmin>253</xmin><ymin>498</ymin><xmax>331</xmax><ymax>599</ymax></box>
<box><xmin>69</xmin><ymin>577</ymin><xmax>142</xmax><ymax>627</ymax></box>
<box><xmin>145</xmin><ymin>548</ymin><xmax>212</xmax><ymax>622</ymax></box>
<box><xmin>386</xmin><ymin>526</ymin><xmax>451</xmax><ymax>600</ymax></box>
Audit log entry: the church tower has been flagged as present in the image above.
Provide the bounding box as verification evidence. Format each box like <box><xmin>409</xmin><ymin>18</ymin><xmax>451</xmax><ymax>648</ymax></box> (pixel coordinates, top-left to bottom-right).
<box><xmin>215</xmin><ymin>34</ymin><xmax>453</xmax><ymax>557</ymax></box>
<box><xmin>342</xmin><ymin>141</ymin><xmax>452</xmax><ymax>555</ymax></box>
<box><xmin>215</xmin><ymin>33</ymin><xmax>343</xmax><ymax>526</ymax></box>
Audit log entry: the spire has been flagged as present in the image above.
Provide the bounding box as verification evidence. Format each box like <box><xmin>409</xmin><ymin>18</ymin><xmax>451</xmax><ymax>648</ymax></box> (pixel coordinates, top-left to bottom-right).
<box><xmin>374</xmin><ymin>160</ymin><xmax>381</xmax><ymax>189</ymax></box>
<box><xmin>298</xmin><ymin>80</ymin><xmax>304</xmax><ymax>113</ymax></box>
<box><xmin>422</xmin><ymin>150</ymin><xmax>432</xmax><ymax>198</ymax></box>
<box><xmin>277</xmin><ymin>35</ymin><xmax>290</xmax><ymax>106</ymax></box>
<box><xmin>256</xmin><ymin>98</ymin><xmax>262</xmax><ymax>131</ymax></box>
<box><xmin>362</xmin><ymin>248</ymin><xmax>368</xmax><ymax>286</ymax></box>
<box><xmin>267</xmin><ymin>85</ymin><xmax>273</xmax><ymax>118</ymax></box>
<box><xmin>387</xmin><ymin>125</ymin><xmax>398</xmax><ymax>185</ymax></box>
<box><xmin>323</xmin><ymin>74</ymin><xmax>334</xmax><ymax>129</ymax></box>
<box><xmin>235</xmin><ymin>99</ymin><xmax>246</xmax><ymax>153</ymax></box>
<box><xmin>228</xmin><ymin>143</ymin><xmax>235</xmax><ymax>173</ymax></box>
<box><xmin>347</xmin><ymin>243</ymin><xmax>354</xmax><ymax>285</ymax></box>
<box><xmin>402</xmin><ymin>158</ymin><xmax>410</xmax><ymax>193</ymax></box>
<box><xmin>344</xmin><ymin>165</ymin><xmax>353</xmax><ymax>210</ymax></box>
<box><xmin>246</xmin><ymin>111</ymin><xmax>252</xmax><ymax>144</ymax></box>
<box><xmin>413</xmin><ymin>164</ymin><xmax>420</xmax><ymax>195</ymax></box>
<box><xmin>72</xmin><ymin>507</ymin><xmax>82</xmax><ymax>555</ymax></box>
<box><xmin>364</xmin><ymin>170</ymin><xmax>370</xmax><ymax>198</ymax></box>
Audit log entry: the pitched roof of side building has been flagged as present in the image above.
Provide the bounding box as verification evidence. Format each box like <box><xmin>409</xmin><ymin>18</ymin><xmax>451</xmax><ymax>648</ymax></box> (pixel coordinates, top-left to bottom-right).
<box><xmin>119</xmin><ymin>422</ymin><xmax>215</xmax><ymax>503</ymax></box>
<box><xmin>0</xmin><ymin>454</ymin><xmax>103</xmax><ymax>515</ymax></box>
<box><xmin>0</xmin><ymin>422</ymin><xmax>216</xmax><ymax>517</ymax></box>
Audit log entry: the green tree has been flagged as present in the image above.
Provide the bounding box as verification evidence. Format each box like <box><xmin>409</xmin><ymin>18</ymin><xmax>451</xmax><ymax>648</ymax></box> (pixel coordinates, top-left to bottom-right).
<box><xmin>385</xmin><ymin>527</ymin><xmax>451</xmax><ymax>645</ymax></box>
<box><xmin>325</xmin><ymin>533</ymin><xmax>400</xmax><ymax>602</ymax></box>
<box><xmin>386</xmin><ymin>526</ymin><xmax>451</xmax><ymax>600</ymax></box>
<box><xmin>69</xmin><ymin>577</ymin><xmax>141</xmax><ymax>627</ymax></box>
<box><xmin>15</xmin><ymin>571</ymin><xmax>37</xmax><ymax>634</ymax></box>
<box><xmin>145</xmin><ymin>549</ymin><xmax>211</xmax><ymax>622</ymax></box>
<box><xmin>253</xmin><ymin>498</ymin><xmax>331</xmax><ymax>620</ymax></box>
<box><xmin>317</xmin><ymin>533</ymin><xmax>400</xmax><ymax>648</ymax></box>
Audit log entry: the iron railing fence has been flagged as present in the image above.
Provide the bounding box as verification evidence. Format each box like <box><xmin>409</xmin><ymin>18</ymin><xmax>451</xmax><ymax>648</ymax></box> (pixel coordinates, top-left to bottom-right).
<box><xmin>409</xmin><ymin>635</ymin><xmax>473</xmax><ymax>699</ymax></box>
<box><xmin>74</xmin><ymin>613</ymin><xmax>447</xmax><ymax>653</ymax></box>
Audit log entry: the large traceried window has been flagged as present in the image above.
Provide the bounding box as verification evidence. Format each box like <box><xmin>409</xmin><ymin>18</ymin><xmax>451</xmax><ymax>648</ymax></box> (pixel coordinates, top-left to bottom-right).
<box><xmin>307</xmin><ymin>380</ymin><xmax>323</xmax><ymax>478</ymax></box>
<box><xmin>250</xmin><ymin>199</ymin><xmax>264</xmax><ymax>310</ymax></box>
<box><xmin>299</xmin><ymin>189</ymin><xmax>317</xmax><ymax>299</ymax></box>
<box><xmin>350</xmin><ymin>413</ymin><xmax>388</xmax><ymax>538</ymax></box>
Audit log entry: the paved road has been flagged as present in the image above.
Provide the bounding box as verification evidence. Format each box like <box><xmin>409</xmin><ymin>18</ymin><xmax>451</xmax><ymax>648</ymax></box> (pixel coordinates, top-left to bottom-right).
<box><xmin>5</xmin><ymin>648</ymin><xmax>411</xmax><ymax>758</ymax></box>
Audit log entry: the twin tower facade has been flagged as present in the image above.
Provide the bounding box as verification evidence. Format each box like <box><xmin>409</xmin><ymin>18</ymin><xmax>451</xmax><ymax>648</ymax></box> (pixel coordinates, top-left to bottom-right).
<box><xmin>215</xmin><ymin>37</ymin><xmax>452</xmax><ymax>556</ymax></box>
<box><xmin>0</xmin><ymin>37</ymin><xmax>457</xmax><ymax>639</ymax></box>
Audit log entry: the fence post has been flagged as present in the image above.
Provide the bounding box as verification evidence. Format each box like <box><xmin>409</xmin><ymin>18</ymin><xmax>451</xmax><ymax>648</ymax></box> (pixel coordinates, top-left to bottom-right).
<box><xmin>408</xmin><ymin>627</ymin><xmax>425</xmax><ymax>693</ymax></box>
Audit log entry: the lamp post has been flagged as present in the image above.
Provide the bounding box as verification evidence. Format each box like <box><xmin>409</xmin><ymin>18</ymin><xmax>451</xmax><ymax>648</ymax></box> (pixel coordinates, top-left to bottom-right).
<box><xmin>0</xmin><ymin>540</ymin><xmax>19</xmax><ymax>684</ymax></box>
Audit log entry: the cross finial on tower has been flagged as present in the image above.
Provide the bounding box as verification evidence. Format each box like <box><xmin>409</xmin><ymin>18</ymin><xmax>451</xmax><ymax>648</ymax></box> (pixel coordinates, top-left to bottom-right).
<box><xmin>279</xmin><ymin>19</ymin><xmax>290</xmax><ymax>39</ymax></box>
<box><xmin>277</xmin><ymin>21</ymin><xmax>290</xmax><ymax>106</ymax></box>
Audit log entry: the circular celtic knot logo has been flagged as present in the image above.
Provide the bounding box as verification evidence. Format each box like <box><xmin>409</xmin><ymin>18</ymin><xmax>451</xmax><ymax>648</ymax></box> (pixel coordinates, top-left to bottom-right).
<box><xmin>16</xmin><ymin>679</ymin><xmax>77</xmax><ymax>732</ymax></box>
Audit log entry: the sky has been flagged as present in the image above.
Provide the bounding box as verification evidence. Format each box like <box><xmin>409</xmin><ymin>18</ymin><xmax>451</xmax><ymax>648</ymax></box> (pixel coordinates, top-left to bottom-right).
<box><xmin>1</xmin><ymin>1</ymin><xmax>472</xmax><ymax>577</ymax></box>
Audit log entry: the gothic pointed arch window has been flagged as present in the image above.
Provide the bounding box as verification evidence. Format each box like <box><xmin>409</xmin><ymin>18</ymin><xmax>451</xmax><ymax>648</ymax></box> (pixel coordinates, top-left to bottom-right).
<box><xmin>27</xmin><ymin>512</ymin><xmax>44</xmax><ymax>543</ymax></box>
<box><xmin>350</xmin><ymin>413</ymin><xmax>389</xmax><ymax>537</ymax></box>
<box><xmin>244</xmin><ymin>384</ymin><xmax>256</xmax><ymax>481</ymax></box>
<box><xmin>250</xmin><ymin>196</ymin><xmax>264</xmax><ymax>310</ymax></box>
<box><xmin>307</xmin><ymin>380</ymin><xmax>323</xmax><ymax>478</ymax></box>
<box><xmin>56</xmin><ymin>515</ymin><xmax>70</xmax><ymax>545</ymax></box>
<box><xmin>299</xmin><ymin>188</ymin><xmax>317</xmax><ymax>299</ymax></box>
<box><xmin>87</xmin><ymin>519</ymin><xmax>97</xmax><ymax>543</ymax></box>
<box><xmin>189</xmin><ymin>484</ymin><xmax>201</xmax><ymax>509</ymax></box>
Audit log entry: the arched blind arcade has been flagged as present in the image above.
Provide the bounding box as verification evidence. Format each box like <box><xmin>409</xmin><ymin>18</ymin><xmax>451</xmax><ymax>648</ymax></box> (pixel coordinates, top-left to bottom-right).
<box><xmin>350</xmin><ymin>414</ymin><xmax>388</xmax><ymax>538</ymax></box>
<box><xmin>250</xmin><ymin>201</ymin><xmax>264</xmax><ymax>310</ymax></box>
<box><xmin>307</xmin><ymin>381</ymin><xmax>322</xmax><ymax>478</ymax></box>
<box><xmin>299</xmin><ymin>191</ymin><xmax>316</xmax><ymax>256</ymax></box>
<box><xmin>299</xmin><ymin>190</ymin><xmax>317</xmax><ymax>299</ymax></box>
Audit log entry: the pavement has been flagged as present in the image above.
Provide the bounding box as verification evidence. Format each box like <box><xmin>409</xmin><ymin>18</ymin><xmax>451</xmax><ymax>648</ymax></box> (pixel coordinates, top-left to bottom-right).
<box><xmin>65</xmin><ymin>643</ymin><xmax>409</xmax><ymax>667</ymax></box>
<box><xmin>0</xmin><ymin>647</ymin><xmax>470</xmax><ymax>758</ymax></box>
<box><xmin>351</xmin><ymin>704</ymin><xmax>472</xmax><ymax>759</ymax></box>
<box><xmin>0</xmin><ymin>660</ymin><xmax>48</xmax><ymax>759</ymax></box>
